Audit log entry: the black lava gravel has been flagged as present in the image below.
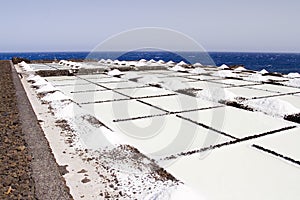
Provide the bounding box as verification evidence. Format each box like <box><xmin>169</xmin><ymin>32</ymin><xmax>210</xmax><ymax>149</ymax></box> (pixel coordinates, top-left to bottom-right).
<box><xmin>0</xmin><ymin>61</ymin><xmax>35</xmax><ymax>199</ymax></box>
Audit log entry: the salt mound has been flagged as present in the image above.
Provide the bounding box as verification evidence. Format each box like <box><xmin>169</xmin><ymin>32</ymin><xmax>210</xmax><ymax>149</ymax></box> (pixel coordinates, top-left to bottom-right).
<box><xmin>244</xmin><ymin>98</ymin><xmax>300</xmax><ymax>117</ymax></box>
<box><xmin>166</xmin><ymin>61</ymin><xmax>176</xmax><ymax>67</ymax></box>
<box><xmin>106</xmin><ymin>59</ymin><xmax>113</xmax><ymax>64</ymax></box>
<box><xmin>193</xmin><ymin>63</ymin><xmax>203</xmax><ymax>67</ymax></box>
<box><xmin>170</xmin><ymin>65</ymin><xmax>188</xmax><ymax>72</ymax></box>
<box><xmin>32</xmin><ymin>78</ymin><xmax>48</xmax><ymax>87</ymax></box>
<box><xmin>178</xmin><ymin>61</ymin><xmax>187</xmax><ymax>66</ymax></box>
<box><xmin>36</xmin><ymin>83</ymin><xmax>57</xmax><ymax>94</ymax></box>
<box><xmin>113</xmin><ymin>60</ymin><xmax>120</xmax><ymax>65</ymax></box>
<box><xmin>157</xmin><ymin>60</ymin><xmax>165</xmax><ymax>64</ymax></box>
<box><xmin>42</xmin><ymin>91</ymin><xmax>70</xmax><ymax>102</ymax></box>
<box><xmin>218</xmin><ymin>64</ymin><xmax>229</xmax><ymax>70</ymax></box>
<box><xmin>259</xmin><ymin>69</ymin><xmax>269</xmax><ymax>74</ymax></box>
<box><xmin>107</xmin><ymin>69</ymin><xmax>124</xmax><ymax>76</ymax></box>
<box><xmin>197</xmin><ymin>87</ymin><xmax>236</xmax><ymax>102</ymax></box>
<box><xmin>139</xmin><ymin>59</ymin><xmax>147</xmax><ymax>62</ymax></box>
<box><xmin>98</xmin><ymin>59</ymin><xmax>106</xmax><ymax>63</ymax></box>
<box><xmin>234</xmin><ymin>66</ymin><xmax>246</xmax><ymax>71</ymax></box>
<box><xmin>19</xmin><ymin>61</ymin><xmax>33</xmax><ymax>71</ymax></box>
<box><xmin>287</xmin><ymin>72</ymin><xmax>300</xmax><ymax>78</ymax></box>
<box><xmin>148</xmin><ymin>59</ymin><xmax>156</xmax><ymax>63</ymax></box>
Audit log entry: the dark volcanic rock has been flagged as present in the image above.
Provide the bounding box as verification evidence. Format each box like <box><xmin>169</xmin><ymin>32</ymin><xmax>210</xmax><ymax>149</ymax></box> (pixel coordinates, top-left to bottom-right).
<box><xmin>12</xmin><ymin>57</ymin><xmax>31</xmax><ymax>64</ymax></box>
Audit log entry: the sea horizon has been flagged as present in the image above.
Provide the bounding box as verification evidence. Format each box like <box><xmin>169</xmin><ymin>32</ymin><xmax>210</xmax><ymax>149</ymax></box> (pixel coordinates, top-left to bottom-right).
<box><xmin>1</xmin><ymin>51</ymin><xmax>300</xmax><ymax>74</ymax></box>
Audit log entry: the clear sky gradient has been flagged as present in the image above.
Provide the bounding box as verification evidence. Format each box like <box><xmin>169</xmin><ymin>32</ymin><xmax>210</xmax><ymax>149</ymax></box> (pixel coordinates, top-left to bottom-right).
<box><xmin>1</xmin><ymin>0</ymin><xmax>299</xmax><ymax>52</ymax></box>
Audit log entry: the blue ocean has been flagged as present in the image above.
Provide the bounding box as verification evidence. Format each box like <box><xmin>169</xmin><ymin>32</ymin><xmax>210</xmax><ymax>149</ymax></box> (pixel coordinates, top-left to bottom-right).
<box><xmin>1</xmin><ymin>51</ymin><xmax>300</xmax><ymax>74</ymax></box>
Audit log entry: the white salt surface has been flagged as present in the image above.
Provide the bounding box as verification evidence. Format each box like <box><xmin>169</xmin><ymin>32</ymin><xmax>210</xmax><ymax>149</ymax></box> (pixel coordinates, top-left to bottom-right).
<box><xmin>98</xmin><ymin>81</ymin><xmax>143</xmax><ymax>89</ymax></box>
<box><xmin>188</xmin><ymin>75</ymin><xmax>220</xmax><ymax>81</ymax></box>
<box><xmin>94</xmin><ymin>77</ymin><xmax>125</xmax><ymax>83</ymax></box>
<box><xmin>116</xmin><ymin>87</ymin><xmax>175</xmax><ymax>98</ymax></box>
<box><xmin>243</xmin><ymin>73</ymin><xmax>268</xmax><ymax>82</ymax></box>
<box><xmin>45</xmin><ymin>76</ymin><xmax>77</xmax><ymax>81</ymax></box>
<box><xmin>167</xmin><ymin>144</ymin><xmax>300</xmax><ymax>200</ymax></box>
<box><xmin>81</xmin><ymin>100</ymin><xmax>166</xmax><ymax>128</ymax></box>
<box><xmin>263</xmin><ymin>75</ymin><xmax>289</xmax><ymax>82</ymax></box>
<box><xmin>77</xmin><ymin>74</ymin><xmax>111</xmax><ymax>79</ymax></box>
<box><xmin>284</xmin><ymin>78</ymin><xmax>300</xmax><ymax>88</ymax></box>
<box><xmin>213</xmin><ymin>70</ymin><xmax>239</xmax><ymax>78</ymax></box>
<box><xmin>264</xmin><ymin>95</ymin><xmax>300</xmax><ymax>110</ymax></box>
<box><xmin>70</xmin><ymin>90</ymin><xmax>128</xmax><ymax>104</ymax></box>
<box><xmin>140</xmin><ymin>94</ymin><xmax>219</xmax><ymax>113</ymax></box>
<box><xmin>212</xmin><ymin>79</ymin><xmax>258</xmax><ymax>86</ymax></box>
<box><xmin>159</xmin><ymin>76</ymin><xmax>193</xmax><ymax>83</ymax></box>
<box><xmin>138</xmin><ymin>75</ymin><xmax>161</xmax><ymax>85</ymax></box>
<box><xmin>114</xmin><ymin>115</ymin><xmax>231</xmax><ymax>159</ymax></box>
<box><xmin>185</xmin><ymin>81</ymin><xmax>226</xmax><ymax>90</ymax></box>
<box><xmin>225</xmin><ymin>87</ymin><xmax>275</xmax><ymax>99</ymax></box>
<box><xmin>255</xmin><ymin>128</ymin><xmax>300</xmax><ymax>162</ymax></box>
<box><xmin>178</xmin><ymin>106</ymin><xmax>293</xmax><ymax>138</ymax></box>
<box><xmin>55</xmin><ymin>84</ymin><xmax>106</xmax><ymax>95</ymax></box>
<box><xmin>246</xmin><ymin>84</ymin><xmax>300</xmax><ymax>94</ymax></box>
<box><xmin>161</xmin><ymin>79</ymin><xmax>191</xmax><ymax>91</ymax></box>
<box><xmin>50</xmin><ymin>79</ymin><xmax>90</xmax><ymax>86</ymax></box>
<box><xmin>189</xmin><ymin>67</ymin><xmax>207</xmax><ymax>74</ymax></box>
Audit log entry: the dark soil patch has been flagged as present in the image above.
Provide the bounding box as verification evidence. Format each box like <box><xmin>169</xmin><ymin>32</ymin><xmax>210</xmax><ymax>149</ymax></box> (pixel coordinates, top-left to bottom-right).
<box><xmin>223</xmin><ymin>100</ymin><xmax>254</xmax><ymax>111</ymax></box>
<box><xmin>175</xmin><ymin>88</ymin><xmax>201</xmax><ymax>97</ymax></box>
<box><xmin>284</xmin><ymin>113</ymin><xmax>300</xmax><ymax>124</ymax></box>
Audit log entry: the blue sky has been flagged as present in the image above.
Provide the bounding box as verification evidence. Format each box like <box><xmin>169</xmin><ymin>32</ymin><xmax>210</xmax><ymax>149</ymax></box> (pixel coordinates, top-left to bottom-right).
<box><xmin>1</xmin><ymin>0</ymin><xmax>299</xmax><ymax>52</ymax></box>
